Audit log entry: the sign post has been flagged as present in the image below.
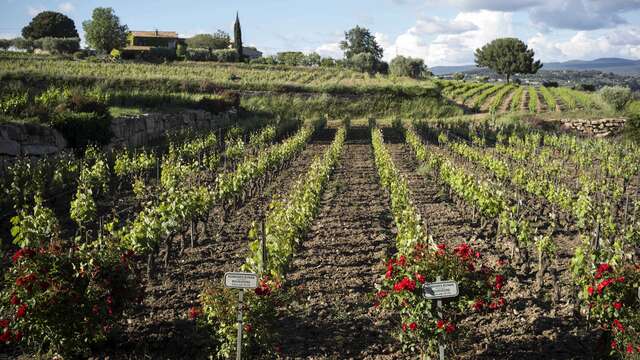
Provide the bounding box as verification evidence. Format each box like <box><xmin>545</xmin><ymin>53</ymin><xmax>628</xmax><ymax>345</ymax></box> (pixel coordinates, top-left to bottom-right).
<box><xmin>224</xmin><ymin>272</ymin><xmax>259</xmax><ymax>360</ymax></box>
<box><xmin>423</xmin><ymin>276</ymin><xmax>459</xmax><ymax>360</ymax></box>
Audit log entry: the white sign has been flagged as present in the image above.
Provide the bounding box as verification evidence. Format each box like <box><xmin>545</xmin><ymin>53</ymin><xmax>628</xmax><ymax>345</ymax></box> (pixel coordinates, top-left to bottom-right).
<box><xmin>423</xmin><ymin>280</ymin><xmax>459</xmax><ymax>300</ymax></box>
<box><xmin>224</xmin><ymin>272</ymin><xmax>258</xmax><ymax>289</ymax></box>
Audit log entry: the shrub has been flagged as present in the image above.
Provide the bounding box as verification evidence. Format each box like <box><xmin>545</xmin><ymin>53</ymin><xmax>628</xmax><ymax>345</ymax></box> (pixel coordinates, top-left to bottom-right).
<box><xmin>12</xmin><ymin>37</ymin><xmax>34</xmax><ymax>52</ymax></box>
<box><xmin>375</xmin><ymin>242</ymin><xmax>508</xmax><ymax>357</ymax></box>
<box><xmin>599</xmin><ymin>86</ymin><xmax>632</xmax><ymax>112</ymax></box>
<box><xmin>542</xmin><ymin>81</ymin><xmax>558</xmax><ymax>88</ymax></box>
<box><xmin>581</xmin><ymin>263</ymin><xmax>640</xmax><ymax>358</ymax></box>
<box><xmin>197</xmin><ymin>277</ymin><xmax>290</xmax><ymax>359</ymax></box>
<box><xmin>211</xmin><ymin>49</ymin><xmax>239</xmax><ymax>63</ymax></box>
<box><xmin>51</xmin><ymin>111</ymin><xmax>112</xmax><ymax>149</ymax></box>
<box><xmin>0</xmin><ymin>93</ymin><xmax>29</xmax><ymax>116</ymax></box>
<box><xmin>390</xmin><ymin>55</ymin><xmax>429</xmax><ymax>79</ymax></box>
<box><xmin>176</xmin><ymin>43</ymin><xmax>187</xmax><ymax>59</ymax></box>
<box><xmin>186</xmin><ymin>48</ymin><xmax>212</xmax><ymax>61</ymax></box>
<box><xmin>624</xmin><ymin>100</ymin><xmax>640</xmax><ymax>142</ymax></box>
<box><xmin>576</xmin><ymin>83</ymin><xmax>596</xmax><ymax>92</ymax></box>
<box><xmin>0</xmin><ymin>39</ymin><xmax>11</xmax><ymax>50</ymax></box>
<box><xmin>34</xmin><ymin>37</ymin><xmax>80</xmax><ymax>54</ymax></box>
<box><xmin>0</xmin><ymin>243</ymin><xmax>140</xmax><ymax>356</ymax></box>
<box><xmin>73</xmin><ymin>50</ymin><xmax>88</xmax><ymax>59</ymax></box>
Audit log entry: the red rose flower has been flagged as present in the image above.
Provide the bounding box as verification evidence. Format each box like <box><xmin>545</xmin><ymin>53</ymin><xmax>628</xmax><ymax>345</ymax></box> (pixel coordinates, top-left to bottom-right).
<box><xmin>244</xmin><ymin>324</ymin><xmax>252</xmax><ymax>333</ymax></box>
<box><xmin>16</xmin><ymin>304</ymin><xmax>27</xmax><ymax>319</ymax></box>
<box><xmin>0</xmin><ymin>320</ymin><xmax>8</xmax><ymax>328</ymax></box>
<box><xmin>437</xmin><ymin>320</ymin><xmax>445</xmax><ymax>329</ymax></box>
<box><xmin>445</xmin><ymin>323</ymin><xmax>456</xmax><ymax>334</ymax></box>
<box><xmin>436</xmin><ymin>244</ymin><xmax>446</xmax><ymax>256</ymax></box>
<box><xmin>409</xmin><ymin>322</ymin><xmax>417</xmax><ymax>331</ymax></box>
<box><xmin>611</xmin><ymin>340</ymin><xmax>617</xmax><ymax>349</ymax></box>
<box><xmin>613</xmin><ymin>319</ymin><xmax>624</xmax><ymax>333</ymax></box>
<box><xmin>12</xmin><ymin>248</ymin><xmax>35</xmax><ymax>263</ymax></box>
<box><xmin>454</xmin><ymin>243</ymin><xmax>472</xmax><ymax>260</ymax></box>
<box><xmin>402</xmin><ymin>323</ymin><xmax>408</xmax><ymax>332</ymax></box>
<box><xmin>10</xmin><ymin>295</ymin><xmax>19</xmax><ymax>305</ymax></box>
<box><xmin>613</xmin><ymin>302</ymin><xmax>623</xmax><ymax>311</ymax></box>
<box><xmin>188</xmin><ymin>306</ymin><xmax>202</xmax><ymax>320</ymax></box>
<box><xmin>473</xmin><ymin>299</ymin><xmax>485</xmax><ymax>311</ymax></box>
<box><xmin>627</xmin><ymin>344</ymin><xmax>635</xmax><ymax>354</ymax></box>
<box><xmin>397</xmin><ymin>255</ymin><xmax>406</xmax><ymax>267</ymax></box>
<box><xmin>394</xmin><ymin>277</ymin><xmax>416</xmax><ymax>292</ymax></box>
<box><xmin>0</xmin><ymin>329</ymin><xmax>9</xmax><ymax>343</ymax></box>
<box><xmin>376</xmin><ymin>290</ymin><xmax>388</xmax><ymax>298</ymax></box>
<box><xmin>587</xmin><ymin>286</ymin><xmax>594</xmax><ymax>296</ymax></box>
<box><xmin>415</xmin><ymin>273</ymin><xmax>426</xmax><ymax>284</ymax></box>
<box><xmin>385</xmin><ymin>270</ymin><xmax>393</xmax><ymax>279</ymax></box>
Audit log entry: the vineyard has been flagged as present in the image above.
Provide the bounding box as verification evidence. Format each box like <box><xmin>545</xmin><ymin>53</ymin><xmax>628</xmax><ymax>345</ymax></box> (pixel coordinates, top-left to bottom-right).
<box><xmin>437</xmin><ymin>80</ymin><xmax>607</xmax><ymax>115</ymax></box>
<box><xmin>0</xmin><ymin>53</ymin><xmax>639</xmax><ymax>360</ymax></box>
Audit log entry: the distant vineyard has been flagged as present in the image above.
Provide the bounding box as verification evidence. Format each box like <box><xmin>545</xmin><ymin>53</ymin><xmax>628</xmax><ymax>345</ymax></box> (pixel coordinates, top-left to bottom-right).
<box><xmin>437</xmin><ymin>79</ymin><xmax>605</xmax><ymax>115</ymax></box>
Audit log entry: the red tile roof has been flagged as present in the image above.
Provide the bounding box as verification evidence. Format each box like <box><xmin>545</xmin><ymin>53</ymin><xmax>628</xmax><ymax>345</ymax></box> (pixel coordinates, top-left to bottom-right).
<box><xmin>130</xmin><ymin>31</ymin><xmax>178</xmax><ymax>38</ymax></box>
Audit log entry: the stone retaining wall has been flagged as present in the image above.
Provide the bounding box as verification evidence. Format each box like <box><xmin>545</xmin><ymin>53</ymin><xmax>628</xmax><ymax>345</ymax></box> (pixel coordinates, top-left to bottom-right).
<box><xmin>0</xmin><ymin>109</ymin><xmax>236</xmax><ymax>157</ymax></box>
<box><xmin>559</xmin><ymin>118</ymin><xmax>626</xmax><ymax>138</ymax></box>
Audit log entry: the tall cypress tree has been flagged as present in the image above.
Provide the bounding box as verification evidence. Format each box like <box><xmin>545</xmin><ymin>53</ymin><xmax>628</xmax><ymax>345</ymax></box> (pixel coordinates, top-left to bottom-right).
<box><xmin>234</xmin><ymin>12</ymin><xmax>243</xmax><ymax>59</ymax></box>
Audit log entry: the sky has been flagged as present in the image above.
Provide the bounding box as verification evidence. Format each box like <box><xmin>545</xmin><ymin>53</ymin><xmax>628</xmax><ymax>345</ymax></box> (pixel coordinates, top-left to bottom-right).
<box><xmin>3</xmin><ymin>0</ymin><xmax>640</xmax><ymax>66</ymax></box>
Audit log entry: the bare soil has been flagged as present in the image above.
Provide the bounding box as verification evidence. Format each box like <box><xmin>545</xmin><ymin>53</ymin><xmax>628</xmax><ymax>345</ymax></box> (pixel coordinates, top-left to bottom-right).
<box><xmin>277</xmin><ymin>127</ymin><xmax>401</xmax><ymax>359</ymax></box>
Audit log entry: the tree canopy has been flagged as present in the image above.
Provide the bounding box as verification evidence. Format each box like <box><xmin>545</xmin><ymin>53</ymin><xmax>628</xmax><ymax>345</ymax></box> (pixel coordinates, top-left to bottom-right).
<box><xmin>390</xmin><ymin>56</ymin><xmax>430</xmax><ymax>79</ymax></box>
<box><xmin>340</xmin><ymin>26</ymin><xmax>383</xmax><ymax>61</ymax></box>
<box><xmin>474</xmin><ymin>38</ymin><xmax>542</xmax><ymax>83</ymax></box>
<box><xmin>234</xmin><ymin>13</ymin><xmax>243</xmax><ymax>59</ymax></box>
<box><xmin>22</xmin><ymin>11</ymin><xmax>78</xmax><ymax>39</ymax></box>
<box><xmin>186</xmin><ymin>31</ymin><xmax>230</xmax><ymax>50</ymax></box>
<box><xmin>82</xmin><ymin>7</ymin><xmax>128</xmax><ymax>54</ymax></box>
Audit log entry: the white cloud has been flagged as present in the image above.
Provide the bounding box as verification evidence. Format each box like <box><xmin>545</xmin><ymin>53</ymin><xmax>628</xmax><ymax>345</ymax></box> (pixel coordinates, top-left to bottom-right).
<box><xmin>427</xmin><ymin>0</ymin><xmax>639</xmax><ymax>31</ymax></box>
<box><xmin>380</xmin><ymin>10</ymin><xmax>514</xmax><ymax>66</ymax></box>
<box><xmin>315</xmin><ymin>42</ymin><xmax>342</xmax><ymax>58</ymax></box>
<box><xmin>527</xmin><ymin>27</ymin><xmax>640</xmax><ymax>62</ymax></box>
<box><xmin>57</xmin><ymin>2</ymin><xmax>74</xmax><ymax>13</ymax></box>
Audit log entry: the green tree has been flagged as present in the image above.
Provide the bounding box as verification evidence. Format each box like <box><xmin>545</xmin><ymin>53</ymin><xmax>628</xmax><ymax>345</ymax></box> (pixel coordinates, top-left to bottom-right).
<box><xmin>340</xmin><ymin>26</ymin><xmax>383</xmax><ymax>61</ymax></box>
<box><xmin>390</xmin><ymin>55</ymin><xmax>429</xmax><ymax>79</ymax></box>
<box><xmin>22</xmin><ymin>11</ymin><xmax>78</xmax><ymax>39</ymax></box>
<box><xmin>303</xmin><ymin>52</ymin><xmax>322</xmax><ymax>66</ymax></box>
<box><xmin>186</xmin><ymin>31</ymin><xmax>230</xmax><ymax>50</ymax></box>
<box><xmin>0</xmin><ymin>39</ymin><xmax>11</xmax><ymax>50</ymax></box>
<box><xmin>277</xmin><ymin>51</ymin><xmax>305</xmax><ymax>66</ymax></box>
<box><xmin>234</xmin><ymin>12</ymin><xmax>243</xmax><ymax>59</ymax></box>
<box><xmin>474</xmin><ymin>38</ymin><xmax>542</xmax><ymax>83</ymax></box>
<box><xmin>349</xmin><ymin>52</ymin><xmax>377</xmax><ymax>74</ymax></box>
<box><xmin>82</xmin><ymin>7</ymin><xmax>128</xmax><ymax>54</ymax></box>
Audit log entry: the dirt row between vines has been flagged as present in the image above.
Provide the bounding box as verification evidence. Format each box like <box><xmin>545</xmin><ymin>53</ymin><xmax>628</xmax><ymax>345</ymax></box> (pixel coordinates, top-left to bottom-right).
<box><xmin>384</xmin><ymin>128</ymin><xmax>593</xmax><ymax>359</ymax></box>
<box><xmin>94</xmin><ymin>131</ymin><xmax>333</xmax><ymax>359</ymax></box>
<box><xmin>276</xmin><ymin>127</ymin><xmax>401</xmax><ymax>359</ymax></box>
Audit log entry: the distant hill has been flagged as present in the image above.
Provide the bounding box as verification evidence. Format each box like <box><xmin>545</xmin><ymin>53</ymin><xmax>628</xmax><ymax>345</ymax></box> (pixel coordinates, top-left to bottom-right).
<box><xmin>431</xmin><ymin>58</ymin><xmax>640</xmax><ymax>75</ymax></box>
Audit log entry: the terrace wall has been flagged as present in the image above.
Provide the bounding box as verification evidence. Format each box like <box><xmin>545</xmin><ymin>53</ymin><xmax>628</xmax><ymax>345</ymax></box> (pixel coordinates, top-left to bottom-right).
<box><xmin>559</xmin><ymin>118</ymin><xmax>626</xmax><ymax>138</ymax></box>
<box><xmin>0</xmin><ymin>109</ymin><xmax>236</xmax><ymax>157</ymax></box>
